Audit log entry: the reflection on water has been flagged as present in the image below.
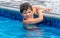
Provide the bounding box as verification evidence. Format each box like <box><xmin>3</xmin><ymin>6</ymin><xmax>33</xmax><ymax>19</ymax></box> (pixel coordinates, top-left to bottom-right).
<box><xmin>23</xmin><ymin>26</ymin><xmax>60</xmax><ymax>38</ymax></box>
<box><xmin>26</xmin><ymin>29</ymin><xmax>43</xmax><ymax>38</ymax></box>
<box><xmin>0</xmin><ymin>16</ymin><xmax>60</xmax><ymax>38</ymax></box>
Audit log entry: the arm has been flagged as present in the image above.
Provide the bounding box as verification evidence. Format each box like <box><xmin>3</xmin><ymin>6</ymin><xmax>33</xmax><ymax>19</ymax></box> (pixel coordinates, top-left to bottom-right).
<box><xmin>23</xmin><ymin>8</ymin><xmax>43</xmax><ymax>24</ymax></box>
<box><xmin>32</xmin><ymin>6</ymin><xmax>38</xmax><ymax>14</ymax></box>
<box><xmin>30</xmin><ymin>8</ymin><xmax>43</xmax><ymax>24</ymax></box>
<box><xmin>32</xmin><ymin>6</ymin><xmax>46</xmax><ymax>14</ymax></box>
<box><xmin>43</xmin><ymin>8</ymin><xmax>52</xmax><ymax>13</ymax></box>
<box><xmin>33</xmin><ymin>6</ymin><xmax>52</xmax><ymax>13</ymax></box>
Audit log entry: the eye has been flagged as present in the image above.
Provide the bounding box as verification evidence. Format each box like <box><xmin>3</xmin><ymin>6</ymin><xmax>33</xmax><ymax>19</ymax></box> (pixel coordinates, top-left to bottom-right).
<box><xmin>28</xmin><ymin>11</ymin><xmax>31</xmax><ymax>13</ymax></box>
<box><xmin>23</xmin><ymin>12</ymin><xmax>27</xmax><ymax>14</ymax></box>
<box><xmin>29</xmin><ymin>12</ymin><xmax>30</xmax><ymax>13</ymax></box>
<box><xmin>24</xmin><ymin>13</ymin><xmax>26</xmax><ymax>14</ymax></box>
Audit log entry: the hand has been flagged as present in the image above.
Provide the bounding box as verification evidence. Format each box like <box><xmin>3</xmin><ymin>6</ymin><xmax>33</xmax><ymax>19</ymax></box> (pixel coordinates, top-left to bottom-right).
<box><xmin>45</xmin><ymin>8</ymin><xmax>52</xmax><ymax>12</ymax></box>
<box><xmin>34</xmin><ymin>5</ymin><xmax>43</xmax><ymax>11</ymax></box>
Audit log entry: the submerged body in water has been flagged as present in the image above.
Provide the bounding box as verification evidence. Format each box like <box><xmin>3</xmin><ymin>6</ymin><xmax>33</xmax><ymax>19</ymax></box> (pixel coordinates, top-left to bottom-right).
<box><xmin>20</xmin><ymin>3</ymin><xmax>52</xmax><ymax>30</ymax></box>
<box><xmin>23</xmin><ymin>14</ymin><xmax>44</xmax><ymax>30</ymax></box>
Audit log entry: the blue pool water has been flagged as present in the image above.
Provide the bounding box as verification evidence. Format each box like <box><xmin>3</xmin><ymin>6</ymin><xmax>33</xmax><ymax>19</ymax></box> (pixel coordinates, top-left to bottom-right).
<box><xmin>0</xmin><ymin>8</ymin><xmax>60</xmax><ymax>38</ymax></box>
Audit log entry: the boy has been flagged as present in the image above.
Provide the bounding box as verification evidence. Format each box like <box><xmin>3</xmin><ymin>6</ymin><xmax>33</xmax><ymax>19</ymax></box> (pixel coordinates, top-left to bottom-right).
<box><xmin>20</xmin><ymin>3</ymin><xmax>52</xmax><ymax>30</ymax></box>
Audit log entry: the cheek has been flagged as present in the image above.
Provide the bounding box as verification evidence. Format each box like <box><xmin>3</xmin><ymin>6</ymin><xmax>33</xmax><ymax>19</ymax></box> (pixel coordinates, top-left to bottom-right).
<box><xmin>29</xmin><ymin>13</ymin><xmax>32</xmax><ymax>16</ymax></box>
<box><xmin>26</xmin><ymin>13</ymin><xmax>31</xmax><ymax>16</ymax></box>
<box><xmin>22</xmin><ymin>14</ymin><xmax>26</xmax><ymax>17</ymax></box>
<box><xmin>26</xmin><ymin>13</ymin><xmax>30</xmax><ymax>16</ymax></box>
<box><xmin>29</xmin><ymin>13</ymin><xmax>32</xmax><ymax>15</ymax></box>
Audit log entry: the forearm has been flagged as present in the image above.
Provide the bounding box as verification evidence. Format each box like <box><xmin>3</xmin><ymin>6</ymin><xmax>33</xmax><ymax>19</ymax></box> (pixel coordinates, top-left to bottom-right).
<box><xmin>31</xmin><ymin>7</ymin><xmax>44</xmax><ymax>24</ymax></box>
<box><xmin>30</xmin><ymin>17</ymin><xmax>43</xmax><ymax>24</ymax></box>
<box><xmin>23</xmin><ymin>20</ymin><xmax>31</xmax><ymax>24</ymax></box>
<box><xmin>42</xmin><ymin>8</ymin><xmax>52</xmax><ymax>13</ymax></box>
<box><xmin>23</xmin><ymin>18</ymin><xmax>43</xmax><ymax>24</ymax></box>
<box><xmin>32</xmin><ymin>6</ymin><xmax>37</xmax><ymax>14</ymax></box>
<box><xmin>31</xmin><ymin>11</ymin><xmax>43</xmax><ymax>24</ymax></box>
<box><xmin>37</xmin><ymin>7</ymin><xmax>52</xmax><ymax>13</ymax></box>
<box><xmin>23</xmin><ymin>12</ymin><xmax>43</xmax><ymax>24</ymax></box>
<box><xmin>32</xmin><ymin>6</ymin><xmax>44</xmax><ymax>14</ymax></box>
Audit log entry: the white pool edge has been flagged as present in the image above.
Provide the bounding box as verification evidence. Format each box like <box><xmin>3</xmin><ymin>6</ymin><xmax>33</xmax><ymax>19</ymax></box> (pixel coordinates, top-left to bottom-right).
<box><xmin>0</xmin><ymin>6</ymin><xmax>60</xmax><ymax>19</ymax></box>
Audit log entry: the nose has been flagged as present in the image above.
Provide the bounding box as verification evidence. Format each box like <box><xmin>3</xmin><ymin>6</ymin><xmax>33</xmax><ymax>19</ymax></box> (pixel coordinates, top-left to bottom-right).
<box><xmin>26</xmin><ymin>13</ymin><xmax>30</xmax><ymax>15</ymax></box>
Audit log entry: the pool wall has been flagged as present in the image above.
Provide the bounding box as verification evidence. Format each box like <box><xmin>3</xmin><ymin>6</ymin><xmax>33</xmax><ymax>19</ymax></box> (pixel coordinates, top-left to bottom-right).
<box><xmin>0</xmin><ymin>6</ymin><xmax>60</xmax><ymax>28</ymax></box>
<box><xmin>0</xmin><ymin>6</ymin><xmax>23</xmax><ymax>21</ymax></box>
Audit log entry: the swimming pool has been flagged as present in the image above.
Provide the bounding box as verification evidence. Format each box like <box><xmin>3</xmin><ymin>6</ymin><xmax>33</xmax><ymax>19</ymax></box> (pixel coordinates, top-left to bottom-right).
<box><xmin>0</xmin><ymin>6</ymin><xmax>60</xmax><ymax>38</ymax></box>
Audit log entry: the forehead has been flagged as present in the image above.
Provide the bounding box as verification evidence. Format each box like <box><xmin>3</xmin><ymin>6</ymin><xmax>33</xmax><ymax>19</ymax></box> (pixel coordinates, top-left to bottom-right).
<box><xmin>22</xmin><ymin>10</ymin><xmax>30</xmax><ymax>14</ymax></box>
<box><xmin>23</xmin><ymin>9</ymin><xmax>31</xmax><ymax>12</ymax></box>
<box><xmin>27</xmin><ymin>9</ymin><xmax>31</xmax><ymax>11</ymax></box>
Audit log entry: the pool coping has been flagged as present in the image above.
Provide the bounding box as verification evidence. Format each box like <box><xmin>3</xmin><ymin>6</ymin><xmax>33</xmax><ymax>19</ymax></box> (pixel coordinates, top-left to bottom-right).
<box><xmin>0</xmin><ymin>6</ymin><xmax>60</xmax><ymax>19</ymax></box>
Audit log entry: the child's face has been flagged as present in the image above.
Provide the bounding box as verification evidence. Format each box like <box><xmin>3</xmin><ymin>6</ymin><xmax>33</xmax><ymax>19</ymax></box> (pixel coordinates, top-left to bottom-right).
<box><xmin>22</xmin><ymin>9</ymin><xmax>32</xmax><ymax>19</ymax></box>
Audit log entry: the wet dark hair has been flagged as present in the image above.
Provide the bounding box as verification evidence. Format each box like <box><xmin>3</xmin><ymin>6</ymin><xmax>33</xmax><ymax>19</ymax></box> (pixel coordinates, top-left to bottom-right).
<box><xmin>20</xmin><ymin>2</ymin><xmax>33</xmax><ymax>14</ymax></box>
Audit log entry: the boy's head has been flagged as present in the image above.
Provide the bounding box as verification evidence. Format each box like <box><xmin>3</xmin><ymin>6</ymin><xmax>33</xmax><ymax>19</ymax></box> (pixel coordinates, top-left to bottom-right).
<box><xmin>20</xmin><ymin>2</ymin><xmax>33</xmax><ymax>14</ymax></box>
<box><xmin>20</xmin><ymin>3</ymin><xmax>33</xmax><ymax>19</ymax></box>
